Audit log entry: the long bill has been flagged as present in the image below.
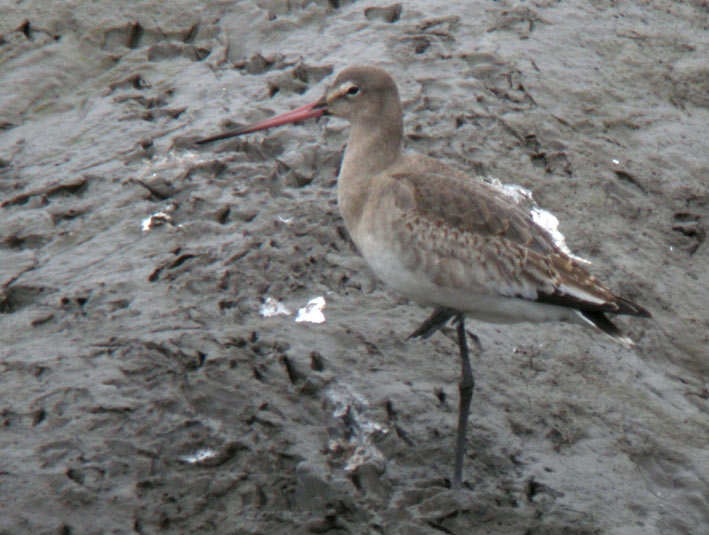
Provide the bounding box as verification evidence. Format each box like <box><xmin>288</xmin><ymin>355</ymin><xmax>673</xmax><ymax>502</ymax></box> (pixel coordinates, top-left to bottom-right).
<box><xmin>195</xmin><ymin>99</ymin><xmax>328</xmax><ymax>145</ymax></box>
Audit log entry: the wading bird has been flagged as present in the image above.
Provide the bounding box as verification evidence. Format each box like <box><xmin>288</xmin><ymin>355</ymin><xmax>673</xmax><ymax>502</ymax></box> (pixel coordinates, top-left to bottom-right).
<box><xmin>196</xmin><ymin>66</ymin><xmax>651</xmax><ymax>490</ymax></box>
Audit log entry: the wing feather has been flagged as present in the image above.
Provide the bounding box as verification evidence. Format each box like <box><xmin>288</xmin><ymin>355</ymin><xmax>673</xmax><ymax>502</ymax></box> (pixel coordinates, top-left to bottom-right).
<box><xmin>385</xmin><ymin>155</ymin><xmax>650</xmax><ymax>318</ymax></box>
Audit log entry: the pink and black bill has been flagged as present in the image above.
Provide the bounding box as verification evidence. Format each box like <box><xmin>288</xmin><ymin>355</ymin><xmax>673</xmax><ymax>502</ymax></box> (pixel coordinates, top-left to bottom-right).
<box><xmin>195</xmin><ymin>99</ymin><xmax>328</xmax><ymax>145</ymax></box>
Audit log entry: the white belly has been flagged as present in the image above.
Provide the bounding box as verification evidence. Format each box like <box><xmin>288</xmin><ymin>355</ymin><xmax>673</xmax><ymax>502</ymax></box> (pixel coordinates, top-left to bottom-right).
<box><xmin>358</xmin><ymin>234</ymin><xmax>578</xmax><ymax>325</ymax></box>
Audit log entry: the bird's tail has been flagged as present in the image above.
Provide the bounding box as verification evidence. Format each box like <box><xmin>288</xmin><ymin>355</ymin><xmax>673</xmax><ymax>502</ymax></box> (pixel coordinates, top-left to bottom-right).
<box><xmin>577</xmin><ymin>310</ymin><xmax>635</xmax><ymax>347</ymax></box>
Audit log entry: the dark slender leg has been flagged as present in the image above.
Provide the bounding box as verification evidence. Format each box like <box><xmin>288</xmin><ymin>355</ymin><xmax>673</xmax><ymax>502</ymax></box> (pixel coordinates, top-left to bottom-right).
<box><xmin>408</xmin><ymin>306</ymin><xmax>457</xmax><ymax>340</ymax></box>
<box><xmin>452</xmin><ymin>315</ymin><xmax>474</xmax><ymax>490</ymax></box>
<box><xmin>409</xmin><ymin>309</ymin><xmax>476</xmax><ymax>489</ymax></box>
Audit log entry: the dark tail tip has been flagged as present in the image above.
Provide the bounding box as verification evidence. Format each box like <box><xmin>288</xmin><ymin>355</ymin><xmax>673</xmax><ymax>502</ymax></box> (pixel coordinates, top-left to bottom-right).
<box><xmin>615</xmin><ymin>296</ymin><xmax>652</xmax><ymax>318</ymax></box>
<box><xmin>581</xmin><ymin>311</ymin><xmax>638</xmax><ymax>346</ymax></box>
<box><xmin>582</xmin><ymin>311</ymin><xmax>624</xmax><ymax>337</ymax></box>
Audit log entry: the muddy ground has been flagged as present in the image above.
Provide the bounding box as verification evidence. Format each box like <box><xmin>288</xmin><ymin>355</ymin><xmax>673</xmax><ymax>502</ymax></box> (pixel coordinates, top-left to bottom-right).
<box><xmin>1</xmin><ymin>1</ymin><xmax>707</xmax><ymax>534</ymax></box>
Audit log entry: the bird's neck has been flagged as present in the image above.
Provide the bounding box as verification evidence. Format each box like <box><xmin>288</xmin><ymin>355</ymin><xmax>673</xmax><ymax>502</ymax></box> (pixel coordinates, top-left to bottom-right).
<box><xmin>337</xmin><ymin>117</ymin><xmax>403</xmax><ymax>231</ymax></box>
<box><xmin>340</xmin><ymin>118</ymin><xmax>403</xmax><ymax>179</ymax></box>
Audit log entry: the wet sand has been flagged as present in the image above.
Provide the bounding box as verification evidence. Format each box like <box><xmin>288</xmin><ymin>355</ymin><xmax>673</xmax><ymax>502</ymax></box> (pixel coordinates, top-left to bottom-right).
<box><xmin>1</xmin><ymin>1</ymin><xmax>707</xmax><ymax>534</ymax></box>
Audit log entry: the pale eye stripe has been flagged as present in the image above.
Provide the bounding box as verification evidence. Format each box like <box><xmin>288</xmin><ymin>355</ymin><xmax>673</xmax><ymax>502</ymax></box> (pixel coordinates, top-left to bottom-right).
<box><xmin>338</xmin><ymin>81</ymin><xmax>358</xmax><ymax>95</ymax></box>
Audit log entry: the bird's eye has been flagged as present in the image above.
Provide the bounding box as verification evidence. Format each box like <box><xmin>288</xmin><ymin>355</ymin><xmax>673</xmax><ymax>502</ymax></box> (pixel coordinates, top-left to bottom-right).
<box><xmin>346</xmin><ymin>86</ymin><xmax>360</xmax><ymax>96</ymax></box>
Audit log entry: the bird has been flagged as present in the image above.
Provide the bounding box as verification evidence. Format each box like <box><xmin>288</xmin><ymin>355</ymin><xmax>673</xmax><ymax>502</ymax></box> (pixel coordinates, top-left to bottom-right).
<box><xmin>196</xmin><ymin>65</ymin><xmax>651</xmax><ymax>490</ymax></box>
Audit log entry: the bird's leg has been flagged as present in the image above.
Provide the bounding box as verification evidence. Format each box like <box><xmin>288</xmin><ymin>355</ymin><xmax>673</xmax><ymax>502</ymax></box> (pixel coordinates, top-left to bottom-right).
<box><xmin>409</xmin><ymin>309</ymin><xmax>476</xmax><ymax>488</ymax></box>
<box><xmin>452</xmin><ymin>314</ymin><xmax>475</xmax><ymax>490</ymax></box>
<box><xmin>408</xmin><ymin>306</ymin><xmax>457</xmax><ymax>340</ymax></box>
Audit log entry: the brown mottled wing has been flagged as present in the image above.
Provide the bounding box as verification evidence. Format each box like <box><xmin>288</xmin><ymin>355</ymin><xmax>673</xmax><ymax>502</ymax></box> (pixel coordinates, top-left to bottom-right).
<box><xmin>388</xmin><ymin>155</ymin><xmax>648</xmax><ymax>317</ymax></box>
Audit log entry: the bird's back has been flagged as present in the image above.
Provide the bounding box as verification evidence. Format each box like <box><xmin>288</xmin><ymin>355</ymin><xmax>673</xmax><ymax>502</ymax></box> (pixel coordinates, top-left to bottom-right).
<box><xmin>347</xmin><ymin>152</ymin><xmax>649</xmax><ymax>328</ymax></box>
